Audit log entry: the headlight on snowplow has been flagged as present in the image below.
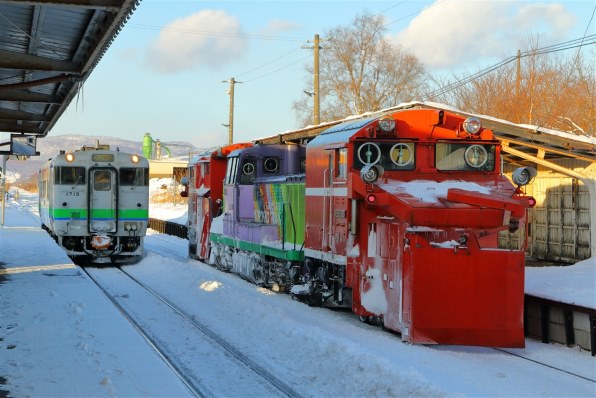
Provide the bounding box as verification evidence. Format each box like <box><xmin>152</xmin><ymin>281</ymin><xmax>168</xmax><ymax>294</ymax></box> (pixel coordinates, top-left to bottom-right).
<box><xmin>463</xmin><ymin>116</ymin><xmax>482</xmax><ymax>135</ymax></box>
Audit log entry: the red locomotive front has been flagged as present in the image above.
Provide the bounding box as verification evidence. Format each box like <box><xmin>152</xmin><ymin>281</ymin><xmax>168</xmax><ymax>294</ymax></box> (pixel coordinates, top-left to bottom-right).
<box><xmin>182</xmin><ymin>143</ymin><xmax>252</xmax><ymax>260</ymax></box>
<box><xmin>301</xmin><ymin>108</ymin><xmax>535</xmax><ymax>347</ymax></box>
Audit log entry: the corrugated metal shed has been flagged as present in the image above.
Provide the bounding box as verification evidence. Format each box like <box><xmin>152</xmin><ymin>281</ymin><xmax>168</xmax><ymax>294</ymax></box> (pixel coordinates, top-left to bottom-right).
<box><xmin>0</xmin><ymin>0</ymin><xmax>140</xmax><ymax>138</ymax></box>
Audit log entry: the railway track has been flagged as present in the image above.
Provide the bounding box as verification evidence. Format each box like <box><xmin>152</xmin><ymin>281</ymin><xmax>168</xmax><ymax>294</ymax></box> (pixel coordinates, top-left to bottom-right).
<box><xmin>148</xmin><ymin>217</ymin><xmax>596</xmax><ymax>357</ymax></box>
<box><xmin>493</xmin><ymin>347</ymin><xmax>595</xmax><ymax>383</ymax></box>
<box><xmin>142</xmin><ymin>235</ymin><xmax>596</xmax><ymax>383</ymax></box>
<box><xmin>82</xmin><ymin>265</ymin><xmax>304</xmax><ymax>398</ymax></box>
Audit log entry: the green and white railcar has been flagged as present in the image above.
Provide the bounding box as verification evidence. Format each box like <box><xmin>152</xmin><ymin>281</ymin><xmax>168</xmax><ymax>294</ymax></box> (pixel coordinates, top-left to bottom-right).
<box><xmin>38</xmin><ymin>144</ymin><xmax>149</xmax><ymax>264</ymax></box>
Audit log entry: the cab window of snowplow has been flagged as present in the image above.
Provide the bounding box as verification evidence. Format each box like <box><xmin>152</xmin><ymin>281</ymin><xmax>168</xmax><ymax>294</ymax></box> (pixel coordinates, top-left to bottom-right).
<box><xmin>120</xmin><ymin>168</ymin><xmax>148</xmax><ymax>186</ymax></box>
<box><xmin>54</xmin><ymin>166</ymin><xmax>85</xmax><ymax>185</ymax></box>
<box><xmin>352</xmin><ymin>141</ymin><xmax>415</xmax><ymax>171</ymax></box>
<box><xmin>436</xmin><ymin>142</ymin><xmax>496</xmax><ymax>171</ymax></box>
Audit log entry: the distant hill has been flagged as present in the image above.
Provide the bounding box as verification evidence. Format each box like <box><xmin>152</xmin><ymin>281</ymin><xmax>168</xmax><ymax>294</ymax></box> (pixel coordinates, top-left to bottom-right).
<box><xmin>4</xmin><ymin>134</ymin><xmax>198</xmax><ymax>181</ymax></box>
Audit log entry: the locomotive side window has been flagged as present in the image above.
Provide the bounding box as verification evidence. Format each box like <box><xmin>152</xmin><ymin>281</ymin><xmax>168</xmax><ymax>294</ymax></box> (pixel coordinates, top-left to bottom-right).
<box><xmin>353</xmin><ymin>141</ymin><xmax>416</xmax><ymax>172</ymax></box>
<box><xmin>263</xmin><ymin>157</ymin><xmax>279</xmax><ymax>174</ymax></box>
<box><xmin>55</xmin><ymin>166</ymin><xmax>85</xmax><ymax>185</ymax></box>
<box><xmin>240</xmin><ymin>156</ymin><xmax>257</xmax><ymax>184</ymax></box>
<box><xmin>225</xmin><ymin>157</ymin><xmax>240</xmax><ymax>184</ymax></box>
<box><xmin>435</xmin><ymin>142</ymin><xmax>496</xmax><ymax>171</ymax></box>
<box><xmin>94</xmin><ymin>170</ymin><xmax>112</xmax><ymax>191</ymax></box>
<box><xmin>337</xmin><ymin>148</ymin><xmax>348</xmax><ymax>179</ymax></box>
<box><xmin>120</xmin><ymin>168</ymin><xmax>148</xmax><ymax>186</ymax></box>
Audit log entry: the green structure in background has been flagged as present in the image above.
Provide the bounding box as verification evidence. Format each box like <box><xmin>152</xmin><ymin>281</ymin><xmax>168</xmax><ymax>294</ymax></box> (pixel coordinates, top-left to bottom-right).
<box><xmin>143</xmin><ymin>133</ymin><xmax>172</xmax><ymax>160</ymax></box>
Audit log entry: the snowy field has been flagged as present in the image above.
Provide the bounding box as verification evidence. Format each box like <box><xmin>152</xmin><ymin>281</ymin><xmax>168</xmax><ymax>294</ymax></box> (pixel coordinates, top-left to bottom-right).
<box><xmin>0</xmin><ymin>188</ymin><xmax>595</xmax><ymax>397</ymax></box>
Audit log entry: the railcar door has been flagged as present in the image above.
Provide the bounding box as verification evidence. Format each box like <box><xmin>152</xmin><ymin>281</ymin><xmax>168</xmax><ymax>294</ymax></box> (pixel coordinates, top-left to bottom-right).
<box><xmin>89</xmin><ymin>168</ymin><xmax>117</xmax><ymax>234</ymax></box>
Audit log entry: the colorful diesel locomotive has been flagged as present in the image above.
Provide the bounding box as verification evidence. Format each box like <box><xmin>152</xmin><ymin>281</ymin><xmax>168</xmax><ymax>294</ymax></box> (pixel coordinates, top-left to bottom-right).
<box><xmin>39</xmin><ymin>144</ymin><xmax>149</xmax><ymax>264</ymax></box>
<box><xmin>182</xmin><ymin>108</ymin><xmax>535</xmax><ymax>347</ymax></box>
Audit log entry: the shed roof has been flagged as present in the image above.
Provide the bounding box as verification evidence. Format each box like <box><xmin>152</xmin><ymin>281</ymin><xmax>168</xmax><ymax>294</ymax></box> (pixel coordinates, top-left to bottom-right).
<box><xmin>0</xmin><ymin>0</ymin><xmax>139</xmax><ymax>137</ymax></box>
<box><xmin>256</xmin><ymin>101</ymin><xmax>596</xmax><ymax>164</ymax></box>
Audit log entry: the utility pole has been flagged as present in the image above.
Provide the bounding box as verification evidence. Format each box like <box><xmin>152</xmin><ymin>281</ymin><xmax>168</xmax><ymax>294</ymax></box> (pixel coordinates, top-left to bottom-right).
<box><xmin>223</xmin><ymin>77</ymin><xmax>242</xmax><ymax>144</ymax></box>
<box><xmin>515</xmin><ymin>50</ymin><xmax>521</xmax><ymax>98</ymax></box>
<box><xmin>302</xmin><ymin>34</ymin><xmax>321</xmax><ymax>125</ymax></box>
<box><xmin>313</xmin><ymin>34</ymin><xmax>320</xmax><ymax>125</ymax></box>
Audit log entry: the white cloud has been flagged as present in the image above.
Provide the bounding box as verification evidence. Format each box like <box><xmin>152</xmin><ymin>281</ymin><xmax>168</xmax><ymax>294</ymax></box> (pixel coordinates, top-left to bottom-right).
<box><xmin>260</xmin><ymin>19</ymin><xmax>300</xmax><ymax>35</ymax></box>
<box><xmin>391</xmin><ymin>1</ymin><xmax>577</xmax><ymax>70</ymax></box>
<box><xmin>146</xmin><ymin>10</ymin><xmax>248</xmax><ymax>73</ymax></box>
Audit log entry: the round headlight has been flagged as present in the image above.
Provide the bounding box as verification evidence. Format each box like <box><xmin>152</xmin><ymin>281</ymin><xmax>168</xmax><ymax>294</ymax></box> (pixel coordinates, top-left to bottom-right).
<box><xmin>131</xmin><ymin>155</ymin><xmax>140</xmax><ymax>163</ymax></box>
<box><xmin>65</xmin><ymin>153</ymin><xmax>75</xmax><ymax>162</ymax></box>
<box><xmin>512</xmin><ymin>167</ymin><xmax>537</xmax><ymax>186</ymax></box>
<box><xmin>464</xmin><ymin>145</ymin><xmax>488</xmax><ymax>168</ymax></box>
<box><xmin>378</xmin><ymin>117</ymin><xmax>396</xmax><ymax>133</ymax></box>
<box><xmin>360</xmin><ymin>164</ymin><xmax>384</xmax><ymax>184</ymax></box>
<box><xmin>463</xmin><ymin>117</ymin><xmax>482</xmax><ymax>135</ymax></box>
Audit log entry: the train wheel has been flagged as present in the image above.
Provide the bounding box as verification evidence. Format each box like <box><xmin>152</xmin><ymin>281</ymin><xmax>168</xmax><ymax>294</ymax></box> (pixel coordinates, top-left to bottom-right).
<box><xmin>358</xmin><ymin>315</ymin><xmax>374</xmax><ymax>324</ymax></box>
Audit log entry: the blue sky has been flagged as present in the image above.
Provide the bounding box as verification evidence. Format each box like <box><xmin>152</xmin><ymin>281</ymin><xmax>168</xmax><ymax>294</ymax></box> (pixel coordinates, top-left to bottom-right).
<box><xmin>45</xmin><ymin>0</ymin><xmax>596</xmax><ymax>150</ymax></box>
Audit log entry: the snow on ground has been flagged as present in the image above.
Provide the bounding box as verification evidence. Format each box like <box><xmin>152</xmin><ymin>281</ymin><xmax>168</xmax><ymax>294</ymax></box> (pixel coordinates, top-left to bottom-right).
<box><xmin>148</xmin><ymin>177</ymin><xmax>188</xmax><ymax>224</ymax></box>
<box><xmin>526</xmin><ymin>258</ymin><xmax>596</xmax><ymax>309</ymax></box>
<box><xmin>1</xmin><ymin>189</ymin><xmax>595</xmax><ymax>397</ymax></box>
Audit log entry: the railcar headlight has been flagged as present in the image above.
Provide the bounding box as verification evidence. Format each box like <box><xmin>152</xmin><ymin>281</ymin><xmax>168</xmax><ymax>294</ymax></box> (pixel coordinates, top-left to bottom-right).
<box><xmin>131</xmin><ymin>155</ymin><xmax>140</xmax><ymax>163</ymax></box>
<box><xmin>360</xmin><ymin>164</ymin><xmax>384</xmax><ymax>184</ymax></box>
<box><xmin>463</xmin><ymin>117</ymin><xmax>482</xmax><ymax>135</ymax></box>
<box><xmin>124</xmin><ymin>222</ymin><xmax>139</xmax><ymax>231</ymax></box>
<box><xmin>65</xmin><ymin>153</ymin><xmax>75</xmax><ymax>162</ymax></box>
<box><xmin>378</xmin><ymin>117</ymin><xmax>396</xmax><ymax>133</ymax></box>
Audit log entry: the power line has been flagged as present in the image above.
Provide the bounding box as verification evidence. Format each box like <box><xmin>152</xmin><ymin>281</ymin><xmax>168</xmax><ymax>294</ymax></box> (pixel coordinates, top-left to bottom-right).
<box><xmin>425</xmin><ymin>35</ymin><xmax>596</xmax><ymax>99</ymax></box>
<box><xmin>383</xmin><ymin>0</ymin><xmax>448</xmax><ymax>27</ymax></box>
<box><xmin>236</xmin><ymin>47</ymin><xmax>302</xmax><ymax>79</ymax></box>
<box><xmin>242</xmin><ymin>55</ymin><xmax>311</xmax><ymax>84</ymax></box>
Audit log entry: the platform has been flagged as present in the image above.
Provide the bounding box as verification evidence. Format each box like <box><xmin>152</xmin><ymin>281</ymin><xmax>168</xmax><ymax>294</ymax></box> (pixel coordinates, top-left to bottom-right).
<box><xmin>0</xmin><ymin>200</ymin><xmax>190</xmax><ymax>397</ymax></box>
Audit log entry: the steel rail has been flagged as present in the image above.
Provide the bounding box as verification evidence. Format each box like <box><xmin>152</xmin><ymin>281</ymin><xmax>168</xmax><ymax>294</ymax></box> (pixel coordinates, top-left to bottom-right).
<box><xmin>81</xmin><ymin>267</ymin><xmax>209</xmax><ymax>398</ymax></box>
<box><xmin>118</xmin><ymin>266</ymin><xmax>305</xmax><ymax>398</ymax></box>
<box><xmin>493</xmin><ymin>347</ymin><xmax>596</xmax><ymax>383</ymax></box>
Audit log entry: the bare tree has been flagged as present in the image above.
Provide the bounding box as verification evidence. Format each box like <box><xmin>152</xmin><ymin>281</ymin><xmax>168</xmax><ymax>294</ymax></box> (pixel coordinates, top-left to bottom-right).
<box><xmin>294</xmin><ymin>13</ymin><xmax>426</xmax><ymax>126</ymax></box>
<box><xmin>430</xmin><ymin>35</ymin><xmax>596</xmax><ymax>136</ymax></box>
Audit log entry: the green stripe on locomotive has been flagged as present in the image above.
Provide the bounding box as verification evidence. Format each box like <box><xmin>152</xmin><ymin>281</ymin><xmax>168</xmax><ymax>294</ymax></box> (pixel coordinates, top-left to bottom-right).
<box><xmin>254</xmin><ymin>182</ymin><xmax>305</xmax><ymax>246</ymax></box>
<box><xmin>210</xmin><ymin>234</ymin><xmax>305</xmax><ymax>262</ymax></box>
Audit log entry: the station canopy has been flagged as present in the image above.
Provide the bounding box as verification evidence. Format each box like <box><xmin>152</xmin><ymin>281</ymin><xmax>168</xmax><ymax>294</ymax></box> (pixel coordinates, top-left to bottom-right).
<box><xmin>0</xmin><ymin>0</ymin><xmax>139</xmax><ymax>138</ymax></box>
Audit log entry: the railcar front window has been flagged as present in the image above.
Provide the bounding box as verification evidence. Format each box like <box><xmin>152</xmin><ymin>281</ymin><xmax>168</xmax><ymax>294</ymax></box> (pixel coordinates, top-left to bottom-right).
<box><xmin>353</xmin><ymin>141</ymin><xmax>416</xmax><ymax>171</ymax></box>
<box><xmin>436</xmin><ymin>142</ymin><xmax>496</xmax><ymax>171</ymax></box>
<box><xmin>55</xmin><ymin>167</ymin><xmax>85</xmax><ymax>185</ymax></box>
<box><xmin>94</xmin><ymin>170</ymin><xmax>111</xmax><ymax>191</ymax></box>
<box><xmin>120</xmin><ymin>168</ymin><xmax>148</xmax><ymax>186</ymax></box>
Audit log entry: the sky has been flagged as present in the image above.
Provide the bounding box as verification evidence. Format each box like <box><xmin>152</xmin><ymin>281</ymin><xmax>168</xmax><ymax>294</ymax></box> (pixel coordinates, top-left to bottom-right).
<box><xmin>1</xmin><ymin>188</ymin><xmax>595</xmax><ymax>396</ymax></box>
<box><xmin>32</xmin><ymin>0</ymin><xmax>596</xmax><ymax>150</ymax></box>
